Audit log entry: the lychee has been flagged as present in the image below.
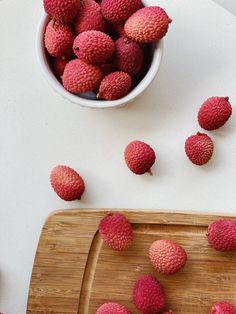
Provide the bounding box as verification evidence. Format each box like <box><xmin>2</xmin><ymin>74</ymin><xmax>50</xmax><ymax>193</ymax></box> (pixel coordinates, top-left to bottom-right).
<box><xmin>44</xmin><ymin>20</ymin><xmax>75</xmax><ymax>58</ymax></box>
<box><xmin>99</xmin><ymin>213</ymin><xmax>133</xmax><ymax>251</ymax></box>
<box><xmin>124</xmin><ymin>140</ymin><xmax>156</xmax><ymax>175</ymax></box>
<box><xmin>207</xmin><ymin>219</ymin><xmax>236</xmax><ymax>251</ymax></box>
<box><xmin>74</xmin><ymin>0</ymin><xmax>106</xmax><ymax>34</ymax></box>
<box><xmin>43</xmin><ymin>0</ymin><xmax>80</xmax><ymax>24</ymax></box>
<box><xmin>50</xmin><ymin>165</ymin><xmax>85</xmax><ymax>201</ymax></box>
<box><xmin>62</xmin><ymin>59</ymin><xmax>102</xmax><ymax>94</ymax></box>
<box><xmin>52</xmin><ymin>57</ymin><xmax>69</xmax><ymax>78</ymax></box>
<box><xmin>73</xmin><ymin>30</ymin><xmax>115</xmax><ymax>64</ymax></box>
<box><xmin>210</xmin><ymin>301</ymin><xmax>236</xmax><ymax>314</ymax></box>
<box><xmin>133</xmin><ymin>274</ymin><xmax>165</xmax><ymax>314</ymax></box>
<box><xmin>114</xmin><ymin>37</ymin><xmax>144</xmax><ymax>76</ymax></box>
<box><xmin>124</xmin><ymin>6</ymin><xmax>171</xmax><ymax>43</ymax></box>
<box><xmin>97</xmin><ymin>71</ymin><xmax>132</xmax><ymax>100</ymax></box>
<box><xmin>185</xmin><ymin>132</ymin><xmax>214</xmax><ymax>165</ymax></box>
<box><xmin>198</xmin><ymin>96</ymin><xmax>232</xmax><ymax>130</ymax></box>
<box><xmin>96</xmin><ymin>303</ymin><xmax>132</xmax><ymax>314</ymax></box>
<box><xmin>101</xmin><ymin>0</ymin><xmax>141</xmax><ymax>24</ymax></box>
<box><xmin>149</xmin><ymin>240</ymin><xmax>187</xmax><ymax>275</ymax></box>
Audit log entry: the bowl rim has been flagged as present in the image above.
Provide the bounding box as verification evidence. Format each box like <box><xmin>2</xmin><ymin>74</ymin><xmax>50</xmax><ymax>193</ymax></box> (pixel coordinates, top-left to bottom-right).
<box><xmin>36</xmin><ymin>13</ymin><xmax>164</xmax><ymax>109</ymax></box>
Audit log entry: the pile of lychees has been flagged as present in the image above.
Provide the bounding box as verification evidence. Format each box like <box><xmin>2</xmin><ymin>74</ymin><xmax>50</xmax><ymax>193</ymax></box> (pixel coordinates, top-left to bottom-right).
<box><xmin>96</xmin><ymin>212</ymin><xmax>236</xmax><ymax>314</ymax></box>
<box><xmin>43</xmin><ymin>0</ymin><xmax>172</xmax><ymax>100</ymax></box>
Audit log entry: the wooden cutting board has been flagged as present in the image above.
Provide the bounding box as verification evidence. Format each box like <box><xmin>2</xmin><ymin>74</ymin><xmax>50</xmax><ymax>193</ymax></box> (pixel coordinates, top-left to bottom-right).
<box><xmin>27</xmin><ymin>209</ymin><xmax>236</xmax><ymax>314</ymax></box>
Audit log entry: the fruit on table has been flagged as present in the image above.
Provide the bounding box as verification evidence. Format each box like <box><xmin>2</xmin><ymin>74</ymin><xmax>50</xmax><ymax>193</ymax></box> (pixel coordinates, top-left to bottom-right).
<box><xmin>101</xmin><ymin>0</ymin><xmax>141</xmax><ymax>24</ymax></box>
<box><xmin>185</xmin><ymin>132</ymin><xmax>214</xmax><ymax>165</ymax></box>
<box><xmin>73</xmin><ymin>30</ymin><xmax>115</xmax><ymax>64</ymax></box>
<box><xmin>114</xmin><ymin>37</ymin><xmax>144</xmax><ymax>76</ymax></box>
<box><xmin>209</xmin><ymin>301</ymin><xmax>236</xmax><ymax>314</ymax></box>
<box><xmin>207</xmin><ymin>219</ymin><xmax>236</xmax><ymax>251</ymax></box>
<box><xmin>99</xmin><ymin>213</ymin><xmax>133</xmax><ymax>251</ymax></box>
<box><xmin>149</xmin><ymin>239</ymin><xmax>187</xmax><ymax>275</ymax></box>
<box><xmin>124</xmin><ymin>140</ymin><xmax>156</xmax><ymax>175</ymax></box>
<box><xmin>62</xmin><ymin>59</ymin><xmax>102</xmax><ymax>94</ymax></box>
<box><xmin>44</xmin><ymin>20</ymin><xmax>75</xmax><ymax>58</ymax></box>
<box><xmin>124</xmin><ymin>6</ymin><xmax>172</xmax><ymax>43</ymax></box>
<box><xmin>74</xmin><ymin>0</ymin><xmax>106</xmax><ymax>34</ymax></box>
<box><xmin>50</xmin><ymin>165</ymin><xmax>85</xmax><ymax>201</ymax></box>
<box><xmin>97</xmin><ymin>71</ymin><xmax>132</xmax><ymax>100</ymax></box>
<box><xmin>43</xmin><ymin>0</ymin><xmax>80</xmax><ymax>24</ymax></box>
<box><xmin>133</xmin><ymin>274</ymin><xmax>165</xmax><ymax>314</ymax></box>
<box><xmin>96</xmin><ymin>302</ymin><xmax>132</xmax><ymax>314</ymax></box>
<box><xmin>198</xmin><ymin>96</ymin><xmax>232</xmax><ymax>131</ymax></box>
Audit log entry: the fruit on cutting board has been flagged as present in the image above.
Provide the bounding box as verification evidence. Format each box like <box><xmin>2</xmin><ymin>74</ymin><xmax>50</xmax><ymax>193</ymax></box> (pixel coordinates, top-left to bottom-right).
<box><xmin>43</xmin><ymin>0</ymin><xmax>80</xmax><ymax>24</ymax></box>
<box><xmin>198</xmin><ymin>96</ymin><xmax>232</xmax><ymax>131</ymax></box>
<box><xmin>133</xmin><ymin>274</ymin><xmax>165</xmax><ymax>314</ymax></box>
<box><xmin>96</xmin><ymin>302</ymin><xmax>132</xmax><ymax>314</ymax></box>
<box><xmin>50</xmin><ymin>165</ymin><xmax>85</xmax><ymax>201</ymax></box>
<box><xmin>209</xmin><ymin>301</ymin><xmax>236</xmax><ymax>314</ymax></box>
<box><xmin>43</xmin><ymin>0</ymin><xmax>172</xmax><ymax>101</ymax></box>
<box><xmin>73</xmin><ymin>30</ymin><xmax>115</xmax><ymax>64</ymax></box>
<box><xmin>62</xmin><ymin>59</ymin><xmax>102</xmax><ymax>94</ymax></box>
<box><xmin>125</xmin><ymin>6</ymin><xmax>172</xmax><ymax>43</ymax></box>
<box><xmin>207</xmin><ymin>219</ymin><xmax>236</xmax><ymax>251</ymax></box>
<box><xmin>124</xmin><ymin>140</ymin><xmax>156</xmax><ymax>175</ymax></box>
<box><xmin>149</xmin><ymin>239</ymin><xmax>187</xmax><ymax>275</ymax></box>
<box><xmin>185</xmin><ymin>132</ymin><xmax>214</xmax><ymax>165</ymax></box>
<box><xmin>97</xmin><ymin>71</ymin><xmax>132</xmax><ymax>100</ymax></box>
<box><xmin>99</xmin><ymin>213</ymin><xmax>133</xmax><ymax>251</ymax></box>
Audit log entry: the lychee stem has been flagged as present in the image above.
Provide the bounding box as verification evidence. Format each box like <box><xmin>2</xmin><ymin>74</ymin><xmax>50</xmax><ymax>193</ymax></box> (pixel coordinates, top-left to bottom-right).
<box><xmin>147</xmin><ymin>169</ymin><xmax>153</xmax><ymax>176</ymax></box>
<box><xmin>224</xmin><ymin>96</ymin><xmax>229</xmax><ymax>101</ymax></box>
<box><xmin>197</xmin><ymin>132</ymin><xmax>204</xmax><ymax>136</ymax></box>
<box><xmin>168</xmin><ymin>18</ymin><xmax>172</xmax><ymax>23</ymax></box>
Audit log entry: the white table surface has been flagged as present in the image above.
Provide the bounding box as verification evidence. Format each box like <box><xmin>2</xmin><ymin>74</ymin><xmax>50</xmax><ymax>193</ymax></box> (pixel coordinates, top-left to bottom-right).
<box><xmin>0</xmin><ymin>0</ymin><xmax>236</xmax><ymax>313</ymax></box>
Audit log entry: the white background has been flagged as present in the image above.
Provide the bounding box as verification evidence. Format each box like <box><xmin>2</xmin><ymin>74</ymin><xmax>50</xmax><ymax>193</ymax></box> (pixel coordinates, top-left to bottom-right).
<box><xmin>0</xmin><ymin>0</ymin><xmax>236</xmax><ymax>313</ymax></box>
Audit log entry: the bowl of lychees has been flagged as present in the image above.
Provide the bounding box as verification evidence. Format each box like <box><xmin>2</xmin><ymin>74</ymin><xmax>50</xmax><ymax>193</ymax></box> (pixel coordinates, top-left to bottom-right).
<box><xmin>37</xmin><ymin>0</ymin><xmax>171</xmax><ymax>108</ymax></box>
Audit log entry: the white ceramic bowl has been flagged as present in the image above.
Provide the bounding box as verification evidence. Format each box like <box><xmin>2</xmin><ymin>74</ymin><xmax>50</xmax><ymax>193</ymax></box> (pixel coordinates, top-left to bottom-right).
<box><xmin>36</xmin><ymin>12</ymin><xmax>163</xmax><ymax>109</ymax></box>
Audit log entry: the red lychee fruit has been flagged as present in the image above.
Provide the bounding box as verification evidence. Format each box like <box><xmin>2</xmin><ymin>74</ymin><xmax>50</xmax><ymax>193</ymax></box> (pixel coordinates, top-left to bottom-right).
<box><xmin>210</xmin><ymin>301</ymin><xmax>236</xmax><ymax>314</ymax></box>
<box><xmin>149</xmin><ymin>240</ymin><xmax>187</xmax><ymax>275</ymax></box>
<box><xmin>96</xmin><ymin>302</ymin><xmax>132</xmax><ymax>314</ymax></box>
<box><xmin>43</xmin><ymin>0</ymin><xmax>80</xmax><ymax>24</ymax></box>
<box><xmin>50</xmin><ymin>165</ymin><xmax>85</xmax><ymax>201</ymax></box>
<box><xmin>101</xmin><ymin>0</ymin><xmax>141</xmax><ymax>24</ymax></box>
<box><xmin>73</xmin><ymin>30</ymin><xmax>115</xmax><ymax>64</ymax></box>
<box><xmin>185</xmin><ymin>132</ymin><xmax>214</xmax><ymax>165</ymax></box>
<box><xmin>99</xmin><ymin>213</ymin><xmax>133</xmax><ymax>251</ymax></box>
<box><xmin>198</xmin><ymin>96</ymin><xmax>232</xmax><ymax>130</ymax></box>
<box><xmin>207</xmin><ymin>219</ymin><xmax>236</xmax><ymax>251</ymax></box>
<box><xmin>133</xmin><ymin>274</ymin><xmax>165</xmax><ymax>314</ymax></box>
<box><xmin>124</xmin><ymin>140</ymin><xmax>156</xmax><ymax>175</ymax></box>
<box><xmin>125</xmin><ymin>6</ymin><xmax>172</xmax><ymax>43</ymax></box>
<box><xmin>44</xmin><ymin>20</ymin><xmax>75</xmax><ymax>58</ymax></box>
<box><xmin>52</xmin><ymin>57</ymin><xmax>69</xmax><ymax>78</ymax></box>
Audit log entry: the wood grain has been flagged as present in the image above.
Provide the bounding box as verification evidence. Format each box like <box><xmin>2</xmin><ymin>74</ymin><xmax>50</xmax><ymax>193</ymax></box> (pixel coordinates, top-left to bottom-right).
<box><xmin>27</xmin><ymin>209</ymin><xmax>236</xmax><ymax>314</ymax></box>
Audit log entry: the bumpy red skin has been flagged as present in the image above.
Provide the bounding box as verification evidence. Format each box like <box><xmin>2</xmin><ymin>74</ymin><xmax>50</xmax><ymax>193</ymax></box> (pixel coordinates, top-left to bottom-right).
<box><xmin>53</xmin><ymin>58</ymin><xmax>68</xmax><ymax>78</ymax></box>
<box><xmin>98</xmin><ymin>71</ymin><xmax>132</xmax><ymax>100</ymax></box>
<box><xmin>43</xmin><ymin>0</ymin><xmax>80</xmax><ymax>24</ymax></box>
<box><xmin>185</xmin><ymin>132</ymin><xmax>214</xmax><ymax>165</ymax></box>
<box><xmin>99</xmin><ymin>213</ymin><xmax>133</xmax><ymax>251</ymax></box>
<box><xmin>207</xmin><ymin>220</ymin><xmax>236</xmax><ymax>251</ymax></box>
<box><xmin>125</xmin><ymin>6</ymin><xmax>171</xmax><ymax>43</ymax></box>
<box><xmin>210</xmin><ymin>301</ymin><xmax>236</xmax><ymax>314</ymax></box>
<box><xmin>50</xmin><ymin>165</ymin><xmax>85</xmax><ymax>201</ymax></box>
<box><xmin>44</xmin><ymin>20</ymin><xmax>75</xmax><ymax>58</ymax></box>
<box><xmin>74</xmin><ymin>0</ymin><xmax>106</xmax><ymax>33</ymax></box>
<box><xmin>73</xmin><ymin>31</ymin><xmax>115</xmax><ymax>64</ymax></box>
<box><xmin>96</xmin><ymin>302</ymin><xmax>132</xmax><ymax>314</ymax></box>
<box><xmin>114</xmin><ymin>37</ymin><xmax>144</xmax><ymax>76</ymax></box>
<box><xmin>149</xmin><ymin>240</ymin><xmax>187</xmax><ymax>275</ymax></box>
<box><xmin>124</xmin><ymin>140</ymin><xmax>156</xmax><ymax>175</ymax></box>
<box><xmin>101</xmin><ymin>0</ymin><xmax>141</xmax><ymax>24</ymax></box>
<box><xmin>62</xmin><ymin>59</ymin><xmax>102</xmax><ymax>94</ymax></box>
<box><xmin>133</xmin><ymin>275</ymin><xmax>165</xmax><ymax>314</ymax></box>
<box><xmin>198</xmin><ymin>96</ymin><xmax>232</xmax><ymax>131</ymax></box>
